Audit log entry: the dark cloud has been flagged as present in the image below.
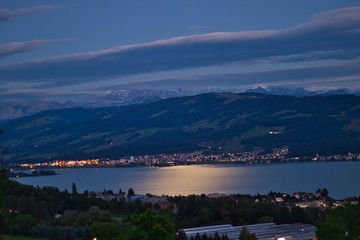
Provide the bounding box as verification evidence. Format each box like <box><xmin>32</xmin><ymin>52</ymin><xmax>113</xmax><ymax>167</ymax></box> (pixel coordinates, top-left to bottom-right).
<box><xmin>0</xmin><ymin>6</ymin><xmax>55</xmax><ymax>22</ymax></box>
<box><xmin>0</xmin><ymin>40</ymin><xmax>72</xmax><ymax>59</ymax></box>
<box><xmin>0</xmin><ymin>7</ymin><xmax>359</xmax><ymax>86</ymax></box>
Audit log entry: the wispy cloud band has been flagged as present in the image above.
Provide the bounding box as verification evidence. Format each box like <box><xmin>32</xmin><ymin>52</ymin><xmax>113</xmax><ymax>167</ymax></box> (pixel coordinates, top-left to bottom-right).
<box><xmin>0</xmin><ymin>39</ymin><xmax>72</xmax><ymax>59</ymax></box>
<box><xmin>0</xmin><ymin>5</ymin><xmax>55</xmax><ymax>22</ymax></box>
<box><xmin>0</xmin><ymin>7</ymin><xmax>359</xmax><ymax>86</ymax></box>
<box><xmin>91</xmin><ymin>62</ymin><xmax>360</xmax><ymax>90</ymax></box>
<box><xmin>1</xmin><ymin>62</ymin><xmax>358</xmax><ymax>104</ymax></box>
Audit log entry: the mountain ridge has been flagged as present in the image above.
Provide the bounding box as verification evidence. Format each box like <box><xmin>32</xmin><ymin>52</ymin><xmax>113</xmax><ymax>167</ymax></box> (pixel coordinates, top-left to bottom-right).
<box><xmin>1</xmin><ymin>92</ymin><xmax>359</xmax><ymax>162</ymax></box>
<box><xmin>0</xmin><ymin>100</ymin><xmax>75</xmax><ymax>121</ymax></box>
<box><xmin>1</xmin><ymin>87</ymin><xmax>358</xmax><ymax>121</ymax></box>
<box><xmin>245</xmin><ymin>87</ymin><xmax>355</xmax><ymax>97</ymax></box>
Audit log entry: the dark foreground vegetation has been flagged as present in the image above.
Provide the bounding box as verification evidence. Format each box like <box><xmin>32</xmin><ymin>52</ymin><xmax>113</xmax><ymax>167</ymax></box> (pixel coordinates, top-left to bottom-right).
<box><xmin>1</xmin><ymin>175</ymin><xmax>359</xmax><ymax>239</ymax></box>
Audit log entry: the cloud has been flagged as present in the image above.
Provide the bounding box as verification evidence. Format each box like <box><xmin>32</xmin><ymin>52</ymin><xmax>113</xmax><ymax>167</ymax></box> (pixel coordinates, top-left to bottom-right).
<box><xmin>187</xmin><ymin>25</ymin><xmax>208</xmax><ymax>30</ymax></box>
<box><xmin>0</xmin><ymin>6</ymin><xmax>359</xmax><ymax>86</ymax></box>
<box><xmin>0</xmin><ymin>39</ymin><xmax>73</xmax><ymax>59</ymax></box>
<box><xmin>0</xmin><ymin>88</ymin><xmax>91</xmax><ymax>105</ymax></box>
<box><xmin>89</xmin><ymin>62</ymin><xmax>360</xmax><ymax>90</ymax></box>
<box><xmin>0</xmin><ymin>5</ymin><xmax>55</xmax><ymax>22</ymax></box>
<box><xmin>2</xmin><ymin>62</ymin><xmax>358</xmax><ymax>105</ymax></box>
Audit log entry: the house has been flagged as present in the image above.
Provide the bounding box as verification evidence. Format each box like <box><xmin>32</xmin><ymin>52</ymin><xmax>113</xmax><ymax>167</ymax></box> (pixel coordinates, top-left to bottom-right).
<box><xmin>207</xmin><ymin>193</ymin><xmax>229</xmax><ymax>198</ymax></box>
<box><xmin>292</xmin><ymin>192</ymin><xmax>313</xmax><ymax>200</ymax></box>
<box><xmin>142</xmin><ymin>196</ymin><xmax>168</xmax><ymax>205</ymax></box>
<box><xmin>296</xmin><ymin>200</ymin><xmax>323</xmax><ymax>208</ymax></box>
<box><xmin>126</xmin><ymin>195</ymin><xmax>147</xmax><ymax>202</ymax></box>
<box><xmin>97</xmin><ymin>191</ymin><xmax>127</xmax><ymax>201</ymax></box>
<box><xmin>101</xmin><ymin>193</ymin><xmax>116</xmax><ymax>201</ymax></box>
<box><xmin>114</xmin><ymin>192</ymin><xmax>126</xmax><ymax>200</ymax></box>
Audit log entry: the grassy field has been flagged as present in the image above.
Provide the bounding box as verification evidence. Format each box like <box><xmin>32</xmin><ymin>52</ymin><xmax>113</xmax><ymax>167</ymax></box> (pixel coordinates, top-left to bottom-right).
<box><xmin>4</xmin><ymin>236</ymin><xmax>44</xmax><ymax>240</ymax></box>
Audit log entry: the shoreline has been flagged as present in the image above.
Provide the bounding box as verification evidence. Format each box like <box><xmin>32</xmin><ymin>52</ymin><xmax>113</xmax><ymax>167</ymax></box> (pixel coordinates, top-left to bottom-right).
<box><xmin>8</xmin><ymin>158</ymin><xmax>360</xmax><ymax>174</ymax></box>
<box><xmin>11</xmin><ymin>161</ymin><xmax>360</xmax><ymax>200</ymax></box>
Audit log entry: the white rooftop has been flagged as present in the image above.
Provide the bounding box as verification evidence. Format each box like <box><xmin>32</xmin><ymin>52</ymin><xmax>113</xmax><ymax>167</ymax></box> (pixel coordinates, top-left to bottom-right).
<box><xmin>182</xmin><ymin>222</ymin><xmax>316</xmax><ymax>240</ymax></box>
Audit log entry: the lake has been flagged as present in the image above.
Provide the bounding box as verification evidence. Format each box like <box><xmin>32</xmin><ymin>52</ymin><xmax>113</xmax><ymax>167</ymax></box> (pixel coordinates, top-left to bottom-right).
<box><xmin>15</xmin><ymin>161</ymin><xmax>360</xmax><ymax>199</ymax></box>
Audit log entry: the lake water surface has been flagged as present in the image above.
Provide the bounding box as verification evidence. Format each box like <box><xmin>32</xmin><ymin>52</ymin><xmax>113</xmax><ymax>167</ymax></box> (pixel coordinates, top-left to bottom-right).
<box><xmin>15</xmin><ymin>162</ymin><xmax>360</xmax><ymax>199</ymax></box>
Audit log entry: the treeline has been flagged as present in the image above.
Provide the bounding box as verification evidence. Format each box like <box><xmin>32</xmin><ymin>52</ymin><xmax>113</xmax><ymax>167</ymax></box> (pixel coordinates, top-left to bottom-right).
<box><xmin>1</xmin><ymin>175</ymin><xmax>359</xmax><ymax>239</ymax></box>
<box><xmin>6</xmin><ymin>170</ymin><xmax>58</xmax><ymax>178</ymax></box>
<box><xmin>1</xmin><ymin>177</ymin><xmax>322</xmax><ymax>238</ymax></box>
<box><xmin>164</xmin><ymin>194</ymin><xmax>325</xmax><ymax>229</ymax></box>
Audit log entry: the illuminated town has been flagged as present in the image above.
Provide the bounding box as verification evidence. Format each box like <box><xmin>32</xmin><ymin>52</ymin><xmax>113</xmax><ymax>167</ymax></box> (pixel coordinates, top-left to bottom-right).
<box><xmin>11</xmin><ymin>147</ymin><xmax>360</xmax><ymax>170</ymax></box>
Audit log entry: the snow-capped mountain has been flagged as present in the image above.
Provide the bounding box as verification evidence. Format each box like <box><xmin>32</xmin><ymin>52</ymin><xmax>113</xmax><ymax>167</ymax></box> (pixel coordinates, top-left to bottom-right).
<box><xmin>84</xmin><ymin>89</ymin><xmax>184</xmax><ymax>108</ymax></box>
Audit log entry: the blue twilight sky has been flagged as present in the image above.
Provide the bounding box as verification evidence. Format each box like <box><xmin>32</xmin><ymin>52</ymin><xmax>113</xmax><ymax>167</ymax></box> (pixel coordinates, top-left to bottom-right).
<box><xmin>0</xmin><ymin>0</ymin><xmax>359</xmax><ymax>104</ymax></box>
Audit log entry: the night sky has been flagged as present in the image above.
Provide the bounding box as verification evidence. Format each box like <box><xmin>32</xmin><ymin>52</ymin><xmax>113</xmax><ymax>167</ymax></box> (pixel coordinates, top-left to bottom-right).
<box><xmin>1</xmin><ymin>0</ymin><xmax>359</xmax><ymax>104</ymax></box>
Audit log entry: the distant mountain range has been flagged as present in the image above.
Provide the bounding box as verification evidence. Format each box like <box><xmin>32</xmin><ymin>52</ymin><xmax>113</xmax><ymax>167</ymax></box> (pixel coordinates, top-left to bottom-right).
<box><xmin>0</xmin><ymin>89</ymin><xmax>184</xmax><ymax>121</ymax></box>
<box><xmin>1</xmin><ymin>93</ymin><xmax>359</xmax><ymax>162</ymax></box>
<box><xmin>245</xmin><ymin>87</ymin><xmax>356</xmax><ymax>97</ymax></box>
<box><xmin>1</xmin><ymin>88</ymin><xmax>357</xmax><ymax>121</ymax></box>
<box><xmin>83</xmin><ymin>89</ymin><xmax>184</xmax><ymax>108</ymax></box>
<box><xmin>0</xmin><ymin>100</ymin><xmax>75</xmax><ymax>121</ymax></box>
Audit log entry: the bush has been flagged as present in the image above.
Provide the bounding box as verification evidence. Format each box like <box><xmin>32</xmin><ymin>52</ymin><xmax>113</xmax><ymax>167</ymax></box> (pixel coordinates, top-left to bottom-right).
<box><xmin>128</xmin><ymin>209</ymin><xmax>175</xmax><ymax>240</ymax></box>
<box><xmin>12</xmin><ymin>214</ymin><xmax>37</xmax><ymax>235</ymax></box>
<box><xmin>89</xmin><ymin>222</ymin><xmax>126</xmax><ymax>240</ymax></box>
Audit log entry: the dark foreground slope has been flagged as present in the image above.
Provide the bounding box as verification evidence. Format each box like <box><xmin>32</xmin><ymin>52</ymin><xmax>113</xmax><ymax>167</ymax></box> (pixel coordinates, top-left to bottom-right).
<box><xmin>1</xmin><ymin>93</ymin><xmax>360</xmax><ymax>162</ymax></box>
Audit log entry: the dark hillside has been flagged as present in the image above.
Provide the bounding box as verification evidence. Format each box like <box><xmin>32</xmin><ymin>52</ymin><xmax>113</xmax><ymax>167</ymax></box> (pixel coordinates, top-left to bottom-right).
<box><xmin>1</xmin><ymin>93</ymin><xmax>359</xmax><ymax>162</ymax></box>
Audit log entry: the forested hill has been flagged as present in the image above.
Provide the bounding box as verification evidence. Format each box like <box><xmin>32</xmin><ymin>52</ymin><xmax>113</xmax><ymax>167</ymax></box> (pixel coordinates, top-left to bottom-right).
<box><xmin>1</xmin><ymin>93</ymin><xmax>360</xmax><ymax>162</ymax></box>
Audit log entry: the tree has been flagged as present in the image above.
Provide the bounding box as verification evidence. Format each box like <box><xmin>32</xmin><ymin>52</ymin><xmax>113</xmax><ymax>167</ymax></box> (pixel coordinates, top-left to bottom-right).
<box><xmin>214</xmin><ymin>232</ymin><xmax>221</xmax><ymax>240</ymax></box>
<box><xmin>128</xmin><ymin>187</ymin><xmax>135</xmax><ymax>196</ymax></box>
<box><xmin>88</xmin><ymin>206</ymin><xmax>101</xmax><ymax>221</ymax></box>
<box><xmin>221</xmin><ymin>234</ymin><xmax>229</xmax><ymax>240</ymax></box>
<box><xmin>239</xmin><ymin>226</ymin><xmax>258</xmax><ymax>240</ymax></box>
<box><xmin>72</xmin><ymin>182</ymin><xmax>77</xmax><ymax>195</ymax></box>
<box><xmin>75</xmin><ymin>213</ymin><xmax>89</xmax><ymax>226</ymax></box>
<box><xmin>12</xmin><ymin>214</ymin><xmax>37</xmax><ymax>235</ymax></box>
<box><xmin>256</xmin><ymin>216</ymin><xmax>274</xmax><ymax>223</ymax></box>
<box><xmin>201</xmin><ymin>233</ymin><xmax>208</xmax><ymax>240</ymax></box>
<box><xmin>128</xmin><ymin>208</ymin><xmax>175</xmax><ymax>240</ymax></box>
<box><xmin>317</xmin><ymin>203</ymin><xmax>360</xmax><ymax>240</ymax></box>
<box><xmin>176</xmin><ymin>229</ymin><xmax>187</xmax><ymax>240</ymax></box>
<box><xmin>321</xmin><ymin>188</ymin><xmax>329</xmax><ymax>198</ymax></box>
<box><xmin>64</xmin><ymin>214</ymin><xmax>76</xmax><ymax>226</ymax></box>
<box><xmin>316</xmin><ymin>188</ymin><xmax>321</xmax><ymax>195</ymax></box>
<box><xmin>89</xmin><ymin>222</ymin><xmax>126</xmax><ymax>240</ymax></box>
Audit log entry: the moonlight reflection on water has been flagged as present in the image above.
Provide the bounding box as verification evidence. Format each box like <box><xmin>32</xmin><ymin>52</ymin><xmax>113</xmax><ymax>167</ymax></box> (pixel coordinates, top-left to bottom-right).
<box><xmin>15</xmin><ymin>162</ymin><xmax>360</xmax><ymax>199</ymax></box>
